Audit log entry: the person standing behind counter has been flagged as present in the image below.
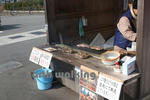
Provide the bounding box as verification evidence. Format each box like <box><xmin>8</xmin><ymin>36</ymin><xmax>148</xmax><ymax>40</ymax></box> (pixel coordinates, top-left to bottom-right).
<box><xmin>114</xmin><ymin>0</ymin><xmax>138</xmax><ymax>53</ymax></box>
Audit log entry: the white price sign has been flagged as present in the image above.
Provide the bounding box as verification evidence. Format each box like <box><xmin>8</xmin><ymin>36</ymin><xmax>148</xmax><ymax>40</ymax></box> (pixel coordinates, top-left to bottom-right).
<box><xmin>96</xmin><ymin>73</ymin><xmax>123</xmax><ymax>100</ymax></box>
<box><xmin>29</xmin><ymin>47</ymin><xmax>53</xmax><ymax>69</ymax></box>
<box><xmin>29</xmin><ymin>47</ymin><xmax>42</xmax><ymax>64</ymax></box>
<box><xmin>39</xmin><ymin>51</ymin><xmax>53</xmax><ymax>69</ymax></box>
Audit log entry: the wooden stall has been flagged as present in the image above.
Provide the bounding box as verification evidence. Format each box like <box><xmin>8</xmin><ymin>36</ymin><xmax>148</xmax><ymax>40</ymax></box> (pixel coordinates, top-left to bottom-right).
<box><xmin>30</xmin><ymin>0</ymin><xmax>150</xmax><ymax>99</ymax></box>
<box><xmin>45</xmin><ymin>0</ymin><xmax>124</xmax><ymax>44</ymax></box>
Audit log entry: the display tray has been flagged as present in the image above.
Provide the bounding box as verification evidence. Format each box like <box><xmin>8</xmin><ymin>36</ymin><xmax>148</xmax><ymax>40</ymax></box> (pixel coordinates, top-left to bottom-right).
<box><xmin>38</xmin><ymin>44</ymin><xmax>140</xmax><ymax>83</ymax></box>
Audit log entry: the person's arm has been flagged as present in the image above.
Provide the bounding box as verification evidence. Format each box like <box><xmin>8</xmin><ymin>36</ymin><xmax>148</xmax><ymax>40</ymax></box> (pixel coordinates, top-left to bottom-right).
<box><xmin>117</xmin><ymin>16</ymin><xmax>137</xmax><ymax>41</ymax></box>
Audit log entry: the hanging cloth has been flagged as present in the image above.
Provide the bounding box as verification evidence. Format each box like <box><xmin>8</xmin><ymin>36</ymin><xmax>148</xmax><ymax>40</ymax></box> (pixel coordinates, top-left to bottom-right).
<box><xmin>79</xmin><ymin>18</ymin><xmax>85</xmax><ymax>37</ymax></box>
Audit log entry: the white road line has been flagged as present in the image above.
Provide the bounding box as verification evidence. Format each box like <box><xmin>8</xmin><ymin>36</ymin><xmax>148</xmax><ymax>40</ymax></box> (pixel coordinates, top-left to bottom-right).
<box><xmin>0</xmin><ymin>29</ymin><xmax>46</xmax><ymax>46</ymax></box>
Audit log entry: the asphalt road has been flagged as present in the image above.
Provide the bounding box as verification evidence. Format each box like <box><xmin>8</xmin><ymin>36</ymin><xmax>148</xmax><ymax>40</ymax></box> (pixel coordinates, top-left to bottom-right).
<box><xmin>0</xmin><ymin>15</ymin><xmax>45</xmax><ymax>36</ymax></box>
<box><xmin>0</xmin><ymin>15</ymin><xmax>47</xmax><ymax>65</ymax></box>
<box><xmin>0</xmin><ymin>15</ymin><xmax>78</xmax><ymax>100</ymax></box>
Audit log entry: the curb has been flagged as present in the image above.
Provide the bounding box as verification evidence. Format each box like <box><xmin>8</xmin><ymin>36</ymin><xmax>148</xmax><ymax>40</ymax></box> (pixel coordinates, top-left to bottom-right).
<box><xmin>1</xmin><ymin>10</ymin><xmax>45</xmax><ymax>16</ymax></box>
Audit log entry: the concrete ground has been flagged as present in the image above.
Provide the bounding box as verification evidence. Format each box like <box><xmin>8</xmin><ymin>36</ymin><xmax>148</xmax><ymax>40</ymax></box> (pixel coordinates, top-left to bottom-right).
<box><xmin>0</xmin><ymin>15</ymin><xmax>78</xmax><ymax>100</ymax></box>
<box><xmin>0</xmin><ymin>63</ymin><xmax>78</xmax><ymax>100</ymax></box>
<box><xmin>0</xmin><ymin>37</ymin><xmax>79</xmax><ymax>100</ymax></box>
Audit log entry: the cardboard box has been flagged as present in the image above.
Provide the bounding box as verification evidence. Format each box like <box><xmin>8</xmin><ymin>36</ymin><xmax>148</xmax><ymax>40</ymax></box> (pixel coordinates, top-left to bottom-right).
<box><xmin>122</xmin><ymin>56</ymin><xmax>136</xmax><ymax>75</ymax></box>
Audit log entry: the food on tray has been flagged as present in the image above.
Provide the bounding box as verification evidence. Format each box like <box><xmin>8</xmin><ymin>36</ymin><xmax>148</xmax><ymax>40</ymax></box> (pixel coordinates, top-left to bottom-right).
<box><xmin>62</xmin><ymin>48</ymin><xmax>74</xmax><ymax>54</ymax></box>
<box><xmin>77</xmin><ymin>43</ymin><xmax>103</xmax><ymax>51</ymax></box>
<box><xmin>90</xmin><ymin>46</ymin><xmax>103</xmax><ymax>50</ymax></box>
<box><xmin>77</xmin><ymin>44</ymin><xmax>90</xmax><ymax>48</ymax></box>
<box><xmin>77</xmin><ymin>52</ymin><xmax>90</xmax><ymax>59</ymax></box>
<box><xmin>44</xmin><ymin>47</ymin><xmax>57</xmax><ymax>52</ymax></box>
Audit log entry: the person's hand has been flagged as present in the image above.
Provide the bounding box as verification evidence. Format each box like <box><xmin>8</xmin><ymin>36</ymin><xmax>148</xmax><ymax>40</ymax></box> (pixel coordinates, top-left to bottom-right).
<box><xmin>119</xmin><ymin>50</ymin><xmax>128</xmax><ymax>55</ymax></box>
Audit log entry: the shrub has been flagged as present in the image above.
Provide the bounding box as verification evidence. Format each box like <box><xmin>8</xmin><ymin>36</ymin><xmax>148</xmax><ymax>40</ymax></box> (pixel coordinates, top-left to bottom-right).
<box><xmin>4</xmin><ymin>0</ymin><xmax>44</xmax><ymax>11</ymax></box>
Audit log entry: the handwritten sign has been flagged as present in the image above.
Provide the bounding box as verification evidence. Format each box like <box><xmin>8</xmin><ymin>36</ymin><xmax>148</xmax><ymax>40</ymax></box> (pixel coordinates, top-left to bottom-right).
<box><xmin>29</xmin><ymin>47</ymin><xmax>53</xmax><ymax>69</ymax></box>
<box><xmin>29</xmin><ymin>47</ymin><xmax>42</xmax><ymax>64</ymax></box>
<box><xmin>96</xmin><ymin>73</ymin><xmax>123</xmax><ymax>100</ymax></box>
<box><xmin>39</xmin><ymin>51</ymin><xmax>53</xmax><ymax>69</ymax></box>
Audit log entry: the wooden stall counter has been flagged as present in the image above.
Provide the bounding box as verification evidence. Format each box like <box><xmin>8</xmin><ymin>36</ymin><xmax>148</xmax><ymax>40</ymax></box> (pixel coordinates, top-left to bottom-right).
<box><xmin>31</xmin><ymin>44</ymin><xmax>140</xmax><ymax>100</ymax></box>
<box><xmin>37</xmin><ymin>44</ymin><xmax>140</xmax><ymax>83</ymax></box>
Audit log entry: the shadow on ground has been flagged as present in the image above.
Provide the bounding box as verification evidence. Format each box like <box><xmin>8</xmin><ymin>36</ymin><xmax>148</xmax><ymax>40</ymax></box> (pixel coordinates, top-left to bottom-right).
<box><xmin>52</xmin><ymin>81</ymin><xmax>64</xmax><ymax>89</ymax></box>
<box><xmin>0</xmin><ymin>24</ymin><xmax>21</xmax><ymax>31</ymax></box>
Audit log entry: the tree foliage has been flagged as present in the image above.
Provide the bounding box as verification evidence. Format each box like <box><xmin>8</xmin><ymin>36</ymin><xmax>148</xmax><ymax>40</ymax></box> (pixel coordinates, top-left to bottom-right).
<box><xmin>4</xmin><ymin>0</ymin><xmax>44</xmax><ymax>10</ymax></box>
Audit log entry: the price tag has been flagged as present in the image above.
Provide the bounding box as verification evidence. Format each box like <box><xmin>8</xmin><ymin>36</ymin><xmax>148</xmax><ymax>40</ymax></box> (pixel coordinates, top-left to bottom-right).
<box><xmin>29</xmin><ymin>47</ymin><xmax>42</xmax><ymax>64</ymax></box>
<box><xmin>39</xmin><ymin>51</ymin><xmax>53</xmax><ymax>69</ymax></box>
<box><xmin>96</xmin><ymin>73</ymin><xmax>123</xmax><ymax>100</ymax></box>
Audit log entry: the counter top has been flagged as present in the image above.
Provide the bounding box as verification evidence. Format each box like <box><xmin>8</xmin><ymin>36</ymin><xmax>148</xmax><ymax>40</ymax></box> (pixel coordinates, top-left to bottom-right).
<box><xmin>37</xmin><ymin>44</ymin><xmax>140</xmax><ymax>83</ymax></box>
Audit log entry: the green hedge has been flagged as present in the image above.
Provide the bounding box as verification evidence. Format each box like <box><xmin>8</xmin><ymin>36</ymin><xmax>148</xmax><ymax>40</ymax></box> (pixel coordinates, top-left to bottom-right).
<box><xmin>4</xmin><ymin>0</ymin><xmax>44</xmax><ymax>10</ymax></box>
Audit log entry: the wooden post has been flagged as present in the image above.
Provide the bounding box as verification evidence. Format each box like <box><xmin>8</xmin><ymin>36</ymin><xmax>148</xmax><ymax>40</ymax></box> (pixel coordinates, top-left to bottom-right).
<box><xmin>137</xmin><ymin>0</ymin><xmax>150</xmax><ymax>99</ymax></box>
<box><xmin>45</xmin><ymin>0</ymin><xmax>59</xmax><ymax>44</ymax></box>
<box><xmin>44</xmin><ymin>0</ymin><xmax>49</xmax><ymax>44</ymax></box>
